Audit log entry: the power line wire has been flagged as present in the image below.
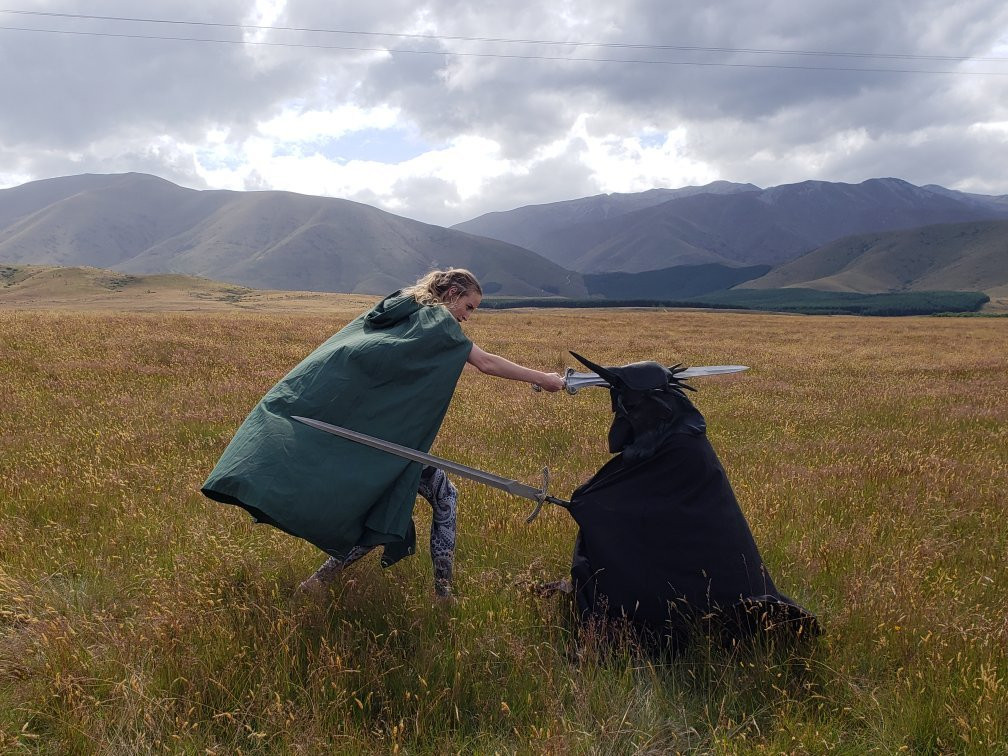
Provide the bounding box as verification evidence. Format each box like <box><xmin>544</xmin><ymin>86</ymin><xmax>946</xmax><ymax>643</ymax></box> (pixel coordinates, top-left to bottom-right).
<box><xmin>2</xmin><ymin>7</ymin><xmax>1006</xmax><ymax>63</ymax></box>
<box><xmin>1</xmin><ymin>19</ymin><xmax>1006</xmax><ymax>75</ymax></box>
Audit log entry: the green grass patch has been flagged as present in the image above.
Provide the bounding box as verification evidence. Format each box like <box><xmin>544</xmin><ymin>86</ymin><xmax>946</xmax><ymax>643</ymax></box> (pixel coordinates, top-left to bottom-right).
<box><xmin>1</xmin><ymin>308</ymin><xmax>1006</xmax><ymax>752</ymax></box>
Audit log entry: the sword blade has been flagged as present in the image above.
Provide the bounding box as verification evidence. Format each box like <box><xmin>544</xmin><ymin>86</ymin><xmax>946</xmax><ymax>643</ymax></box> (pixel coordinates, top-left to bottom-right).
<box><xmin>292</xmin><ymin>415</ymin><xmax>556</xmax><ymax>505</ymax></box>
<box><xmin>563</xmin><ymin>364</ymin><xmax>748</xmax><ymax>393</ymax></box>
<box><xmin>678</xmin><ymin>365</ymin><xmax>749</xmax><ymax>378</ymax></box>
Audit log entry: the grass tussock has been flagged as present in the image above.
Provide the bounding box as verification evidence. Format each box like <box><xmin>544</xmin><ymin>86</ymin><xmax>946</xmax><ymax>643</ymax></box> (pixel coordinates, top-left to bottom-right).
<box><xmin>1</xmin><ymin>307</ymin><xmax>1006</xmax><ymax>753</ymax></box>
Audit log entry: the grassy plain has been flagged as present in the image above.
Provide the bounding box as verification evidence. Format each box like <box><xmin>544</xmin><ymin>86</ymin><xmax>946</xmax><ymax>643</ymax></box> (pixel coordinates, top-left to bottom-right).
<box><xmin>1</xmin><ymin>295</ymin><xmax>1006</xmax><ymax>753</ymax></box>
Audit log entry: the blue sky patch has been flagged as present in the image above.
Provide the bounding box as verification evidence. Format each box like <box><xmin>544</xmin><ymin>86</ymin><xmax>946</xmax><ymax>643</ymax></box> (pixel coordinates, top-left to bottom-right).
<box><xmin>195</xmin><ymin>149</ymin><xmax>244</xmax><ymax>171</ymax></box>
<box><xmin>317</xmin><ymin>128</ymin><xmax>436</xmax><ymax>164</ymax></box>
<box><xmin>638</xmin><ymin>132</ymin><xmax>667</xmax><ymax>149</ymax></box>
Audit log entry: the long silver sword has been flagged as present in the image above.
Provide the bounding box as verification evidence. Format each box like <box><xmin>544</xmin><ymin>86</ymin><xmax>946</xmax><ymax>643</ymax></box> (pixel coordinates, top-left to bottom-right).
<box><xmin>292</xmin><ymin>416</ymin><xmax>569</xmax><ymax>522</ymax></box>
<box><xmin>535</xmin><ymin>364</ymin><xmax>749</xmax><ymax>394</ymax></box>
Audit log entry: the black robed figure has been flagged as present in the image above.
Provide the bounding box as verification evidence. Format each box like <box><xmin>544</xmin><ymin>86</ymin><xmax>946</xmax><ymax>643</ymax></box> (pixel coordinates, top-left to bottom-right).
<box><xmin>565</xmin><ymin>352</ymin><xmax>819</xmax><ymax>648</ymax></box>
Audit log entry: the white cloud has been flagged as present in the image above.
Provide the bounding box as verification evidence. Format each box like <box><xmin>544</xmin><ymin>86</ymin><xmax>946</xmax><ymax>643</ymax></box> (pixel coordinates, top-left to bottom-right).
<box><xmin>190</xmin><ymin>131</ymin><xmax>512</xmax><ymax>218</ymax></box>
<box><xmin>245</xmin><ymin>0</ymin><xmax>288</xmax><ymax>42</ymax></box>
<box><xmin>970</xmin><ymin>121</ymin><xmax>1008</xmax><ymax>137</ymax></box>
<box><xmin>257</xmin><ymin>104</ymin><xmax>401</xmax><ymax>142</ymax></box>
<box><xmin>570</xmin><ymin>117</ymin><xmax>719</xmax><ymax>193</ymax></box>
<box><xmin>183</xmin><ymin>114</ymin><xmax>724</xmax><ymax>223</ymax></box>
<box><xmin>2</xmin><ymin>0</ymin><xmax>1008</xmax><ymax>222</ymax></box>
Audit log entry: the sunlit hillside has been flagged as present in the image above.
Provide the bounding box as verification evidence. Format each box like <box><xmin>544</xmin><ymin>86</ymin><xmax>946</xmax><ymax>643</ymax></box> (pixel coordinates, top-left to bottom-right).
<box><xmin>740</xmin><ymin>220</ymin><xmax>1008</xmax><ymax>307</ymax></box>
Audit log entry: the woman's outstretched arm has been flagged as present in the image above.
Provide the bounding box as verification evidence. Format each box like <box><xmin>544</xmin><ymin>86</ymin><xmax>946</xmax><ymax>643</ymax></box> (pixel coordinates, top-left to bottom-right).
<box><xmin>467</xmin><ymin>344</ymin><xmax>565</xmax><ymax>392</ymax></box>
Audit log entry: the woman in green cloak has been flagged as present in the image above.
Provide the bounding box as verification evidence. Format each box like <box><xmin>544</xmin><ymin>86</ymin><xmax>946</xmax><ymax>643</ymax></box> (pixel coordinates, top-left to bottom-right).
<box><xmin>201</xmin><ymin>269</ymin><xmax>564</xmax><ymax>599</ymax></box>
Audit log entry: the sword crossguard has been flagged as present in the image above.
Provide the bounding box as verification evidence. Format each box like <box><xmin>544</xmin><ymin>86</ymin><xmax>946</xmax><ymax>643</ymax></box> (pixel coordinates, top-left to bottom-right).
<box><xmin>525</xmin><ymin>467</ymin><xmax>549</xmax><ymax>523</ymax></box>
<box><xmin>563</xmin><ymin>367</ymin><xmax>579</xmax><ymax>395</ymax></box>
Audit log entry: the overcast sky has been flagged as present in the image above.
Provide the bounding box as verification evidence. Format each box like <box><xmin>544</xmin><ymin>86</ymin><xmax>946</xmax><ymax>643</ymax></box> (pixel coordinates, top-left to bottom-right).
<box><xmin>1</xmin><ymin>1</ymin><xmax>1007</xmax><ymax>226</ymax></box>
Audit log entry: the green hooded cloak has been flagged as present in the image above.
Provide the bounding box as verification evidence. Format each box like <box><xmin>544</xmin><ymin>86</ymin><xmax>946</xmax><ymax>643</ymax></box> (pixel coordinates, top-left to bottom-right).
<box><xmin>201</xmin><ymin>291</ymin><xmax>472</xmax><ymax>565</ymax></box>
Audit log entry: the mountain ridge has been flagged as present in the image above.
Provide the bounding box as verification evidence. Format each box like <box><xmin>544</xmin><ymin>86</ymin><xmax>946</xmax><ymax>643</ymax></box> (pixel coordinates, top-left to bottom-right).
<box><xmin>2</xmin><ymin>172</ymin><xmax>1006</xmax><ymax>303</ymax></box>
<box><xmin>0</xmin><ymin>173</ymin><xmax>586</xmax><ymax>297</ymax></box>
<box><xmin>455</xmin><ymin>177</ymin><xmax>1008</xmax><ymax>273</ymax></box>
<box><xmin>738</xmin><ymin>219</ymin><xmax>1008</xmax><ymax>301</ymax></box>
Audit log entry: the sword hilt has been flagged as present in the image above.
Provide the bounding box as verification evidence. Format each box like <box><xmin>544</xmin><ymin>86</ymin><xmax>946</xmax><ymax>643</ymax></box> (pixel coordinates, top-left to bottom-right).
<box><xmin>525</xmin><ymin>467</ymin><xmax>569</xmax><ymax>523</ymax></box>
<box><xmin>531</xmin><ymin>368</ymin><xmax>579</xmax><ymax>395</ymax></box>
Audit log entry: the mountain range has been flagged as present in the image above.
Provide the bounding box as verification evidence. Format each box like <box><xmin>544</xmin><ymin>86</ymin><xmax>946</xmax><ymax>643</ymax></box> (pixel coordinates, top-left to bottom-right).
<box><xmin>454</xmin><ymin>178</ymin><xmax>1008</xmax><ymax>273</ymax></box>
<box><xmin>1</xmin><ymin>172</ymin><xmax>1006</xmax><ymax>302</ymax></box>
<box><xmin>0</xmin><ymin>173</ymin><xmax>585</xmax><ymax>297</ymax></box>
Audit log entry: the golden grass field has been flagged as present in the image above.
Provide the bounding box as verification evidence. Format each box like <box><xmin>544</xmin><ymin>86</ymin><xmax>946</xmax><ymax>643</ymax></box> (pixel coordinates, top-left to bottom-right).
<box><xmin>1</xmin><ymin>283</ymin><xmax>1006</xmax><ymax>753</ymax></box>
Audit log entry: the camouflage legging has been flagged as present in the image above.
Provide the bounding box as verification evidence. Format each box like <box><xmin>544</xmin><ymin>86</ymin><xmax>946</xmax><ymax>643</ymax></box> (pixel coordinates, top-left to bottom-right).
<box><xmin>305</xmin><ymin>466</ymin><xmax>457</xmax><ymax>597</ymax></box>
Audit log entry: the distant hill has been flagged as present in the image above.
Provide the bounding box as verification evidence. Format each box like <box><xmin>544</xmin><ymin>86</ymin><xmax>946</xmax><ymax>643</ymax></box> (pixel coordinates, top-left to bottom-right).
<box><xmin>0</xmin><ymin>173</ymin><xmax>587</xmax><ymax>297</ymax></box>
<box><xmin>5</xmin><ymin>263</ymin><xmax>995</xmax><ymax>317</ymax></box>
<box><xmin>921</xmin><ymin>185</ymin><xmax>1008</xmax><ymax>213</ymax></box>
<box><xmin>0</xmin><ymin>263</ymin><xmax>377</xmax><ymax>313</ymax></box>
<box><xmin>454</xmin><ymin>178</ymin><xmax>1008</xmax><ymax>273</ymax></box>
<box><xmin>482</xmin><ymin>289</ymin><xmax>990</xmax><ymax>316</ymax></box>
<box><xmin>737</xmin><ymin>220</ymin><xmax>1008</xmax><ymax>301</ymax></box>
<box><xmin>4</xmin><ymin>173</ymin><xmax>1006</xmax><ymax>305</ymax></box>
<box><xmin>584</xmin><ymin>263</ymin><xmax>770</xmax><ymax>299</ymax></box>
<box><xmin>452</xmin><ymin>181</ymin><xmax>759</xmax><ymax>256</ymax></box>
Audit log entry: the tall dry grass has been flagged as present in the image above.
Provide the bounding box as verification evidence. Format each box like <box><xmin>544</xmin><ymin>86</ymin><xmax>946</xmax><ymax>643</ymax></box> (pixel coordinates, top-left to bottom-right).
<box><xmin>1</xmin><ymin>306</ymin><xmax>1006</xmax><ymax>753</ymax></box>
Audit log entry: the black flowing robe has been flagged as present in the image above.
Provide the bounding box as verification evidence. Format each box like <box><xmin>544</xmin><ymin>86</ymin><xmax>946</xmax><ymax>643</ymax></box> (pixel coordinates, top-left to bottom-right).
<box><xmin>569</xmin><ymin>429</ymin><xmax>817</xmax><ymax>642</ymax></box>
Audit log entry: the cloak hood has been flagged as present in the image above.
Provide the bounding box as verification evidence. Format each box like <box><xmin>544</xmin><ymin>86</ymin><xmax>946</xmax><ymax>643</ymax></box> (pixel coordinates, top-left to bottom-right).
<box><xmin>364</xmin><ymin>290</ymin><xmax>422</xmax><ymax>328</ymax></box>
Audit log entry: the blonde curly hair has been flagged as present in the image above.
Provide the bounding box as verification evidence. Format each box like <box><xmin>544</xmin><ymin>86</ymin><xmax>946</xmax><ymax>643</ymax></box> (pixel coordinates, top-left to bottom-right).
<box><xmin>403</xmin><ymin>268</ymin><xmax>483</xmax><ymax>307</ymax></box>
